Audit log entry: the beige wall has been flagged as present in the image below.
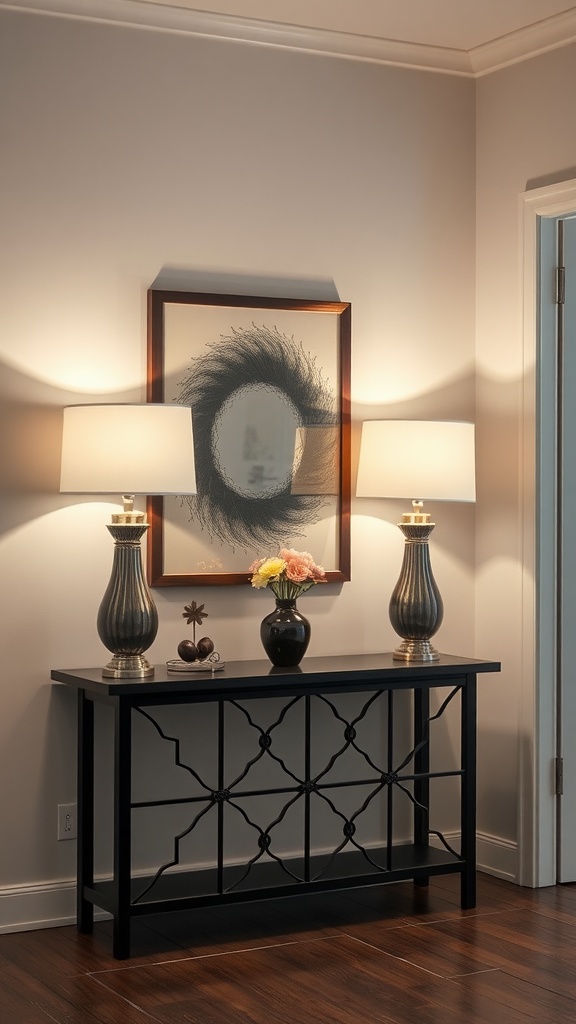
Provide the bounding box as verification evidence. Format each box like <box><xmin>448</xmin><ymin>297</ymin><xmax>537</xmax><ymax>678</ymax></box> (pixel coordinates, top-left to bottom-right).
<box><xmin>1</xmin><ymin>8</ymin><xmax>478</xmax><ymax>929</ymax></box>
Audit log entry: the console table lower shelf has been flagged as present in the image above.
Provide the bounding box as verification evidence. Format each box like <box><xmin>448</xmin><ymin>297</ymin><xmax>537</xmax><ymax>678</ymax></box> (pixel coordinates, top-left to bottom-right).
<box><xmin>51</xmin><ymin>652</ymin><xmax>500</xmax><ymax>959</ymax></box>
<box><xmin>90</xmin><ymin>845</ymin><xmax>463</xmax><ymax>915</ymax></box>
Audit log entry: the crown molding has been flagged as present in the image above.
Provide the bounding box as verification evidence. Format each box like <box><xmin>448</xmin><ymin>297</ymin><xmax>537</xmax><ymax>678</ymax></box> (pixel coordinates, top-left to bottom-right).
<box><xmin>0</xmin><ymin>0</ymin><xmax>474</xmax><ymax>75</ymax></box>
<box><xmin>470</xmin><ymin>7</ymin><xmax>576</xmax><ymax>76</ymax></box>
<box><xmin>2</xmin><ymin>0</ymin><xmax>575</xmax><ymax>77</ymax></box>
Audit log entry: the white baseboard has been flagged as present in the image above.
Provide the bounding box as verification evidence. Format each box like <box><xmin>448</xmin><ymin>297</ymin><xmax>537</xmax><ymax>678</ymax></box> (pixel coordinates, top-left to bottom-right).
<box><xmin>0</xmin><ymin>832</ymin><xmax>520</xmax><ymax>935</ymax></box>
<box><xmin>0</xmin><ymin>878</ymin><xmax>110</xmax><ymax>934</ymax></box>
<box><xmin>429</xmin><ymin>829</ymin><xmax>518</xmax><ymax>883</ymax></box>
<box><xmin>476</xmin><ymin>830</ymin><xmax>518</xmax><ymax>883</ymax></box>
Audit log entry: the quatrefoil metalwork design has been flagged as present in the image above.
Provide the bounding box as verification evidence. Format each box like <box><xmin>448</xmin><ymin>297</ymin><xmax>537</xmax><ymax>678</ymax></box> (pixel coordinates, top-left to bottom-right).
<box><xmin>131</xmin><ymin>685</ymin><xmax>462</xmax><ymax>903</ymax></box>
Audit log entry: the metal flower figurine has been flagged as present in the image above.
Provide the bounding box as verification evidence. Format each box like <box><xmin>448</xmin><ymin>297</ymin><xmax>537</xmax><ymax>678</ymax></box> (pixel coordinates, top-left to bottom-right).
<box><xmin>177</xmin><ymin>600</ymin><xmax>215</xmax><ymax>663</ymax></box>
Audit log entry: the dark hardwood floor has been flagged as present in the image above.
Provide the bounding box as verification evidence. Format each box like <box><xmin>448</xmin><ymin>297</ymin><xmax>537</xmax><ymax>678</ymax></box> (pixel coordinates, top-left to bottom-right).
<box><xmin>2</xmin><ymin>873</ymin><xmax>576</xmax><ymax>1022</ymax></box>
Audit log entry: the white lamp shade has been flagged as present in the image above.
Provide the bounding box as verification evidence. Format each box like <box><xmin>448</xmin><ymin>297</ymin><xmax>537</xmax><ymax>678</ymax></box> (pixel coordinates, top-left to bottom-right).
<box><xmin>60</xmin><ymin>404</ymin><xmax>197</xmax><ymax>495</ymax></box>
<box><xmin>356</xmin><ymin>420</ymin><xmax>476</xmax><ymax>502</ymax></box>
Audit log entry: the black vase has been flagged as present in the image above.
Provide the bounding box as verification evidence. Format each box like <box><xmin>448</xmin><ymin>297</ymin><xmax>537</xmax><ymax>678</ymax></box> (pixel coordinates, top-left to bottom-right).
<box><xmin>260</xmin><ymin>598</ymin><xmax>311</xmax><ymax>667</ymax></box>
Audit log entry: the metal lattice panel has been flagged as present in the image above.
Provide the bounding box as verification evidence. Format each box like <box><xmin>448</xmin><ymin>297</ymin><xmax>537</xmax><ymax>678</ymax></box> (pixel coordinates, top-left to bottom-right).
<box><xmin>132</xmin><ymin>686</ymin><xmax>462</xmax><ymax>904</ymax></box>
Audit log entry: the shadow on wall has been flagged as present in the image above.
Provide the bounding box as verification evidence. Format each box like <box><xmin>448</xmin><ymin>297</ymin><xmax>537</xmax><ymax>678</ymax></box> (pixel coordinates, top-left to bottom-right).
<box><xmin>150</xmin><ymin>267</ymin><xmax>342</xmax><ymax>301</ymax></box>
<box><xmin>0</xmin><ymin>318</ymin><xmax>524</xmax><ymax>565</ymax></box>
<box><xmin>350</xmin><ymin>366</ymin><xmax>477</xmax><ymax>493</ymax></box>
<box><xmin>352</xmin><ymin>368</ymin><xmax>477</xmax><ymax>425</ymax></box>
<box><xmin>0</xmin><ymin>269</ymin><xmax>344</xmax><ymax>539</ymax></box>
<box><xmin>476</xmin><ymin>723</ymin><xmax>519</xmax><ymax>853</ymax></box>
<box><xmin>0</xmin><ymin>398</ymin><xmax>64</xmax><ymax>538</ymax></box>
<box><xmin>353</xmin><ymin>367</ymin><xmax>526</xmax><ymax>564</ymax></box>
<box><xmin>0</xmin><ymin>402</ymin><xmax>62</xmax><ymax>494</ymax></box>
<box><xmin>0</xmin><ymin>359</ymin><xmax>140</xmax><ymax>538</ymax></box>
<box><xmin>526</xmin><ymin>167</ymin><xmax>576</xmax><ymax>191</ymax></box>
<box><xmin>475</xmin><ymin>369</ymin><xmax>526</xmax><ymax>565</ymax></box>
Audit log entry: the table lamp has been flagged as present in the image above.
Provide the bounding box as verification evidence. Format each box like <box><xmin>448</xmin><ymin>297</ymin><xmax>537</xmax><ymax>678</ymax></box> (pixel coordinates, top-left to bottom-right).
<box><xmin>356</xmin><ymin>420</ymin><xmax>475</xmax><ymax>662</ymax></box>
<box><xmin>60</xmin><ymin>404</ymin><xmax>196</xmax><ymax>679</ymax></box>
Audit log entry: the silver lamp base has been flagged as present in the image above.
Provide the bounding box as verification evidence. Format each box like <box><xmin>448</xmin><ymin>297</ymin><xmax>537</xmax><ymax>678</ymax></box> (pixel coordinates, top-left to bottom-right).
<box><xmin>389</xmin><ymin>514</ymin><xmax>443</xmax><ymax>663</ymax></box>
<box><xmin>97</xmin><ymin>520</ymin><xmax>159</xmax><ymax>679</ymax></box>
<box><xmin>102</xmin><ymin>654</ymin><xmax>155</xmax><ymax>679</ymax></box>
<box><xmin>392</xmin><ymin>638</ymin><xmax>440</xmax><ymax>663</ymax></box>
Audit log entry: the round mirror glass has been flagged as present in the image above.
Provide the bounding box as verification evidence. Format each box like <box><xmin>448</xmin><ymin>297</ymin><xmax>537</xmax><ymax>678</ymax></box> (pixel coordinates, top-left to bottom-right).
<box><xmin>211</xmin><ymin>384</ymin><xmax>302</xmax><ymax>499</ymax></box>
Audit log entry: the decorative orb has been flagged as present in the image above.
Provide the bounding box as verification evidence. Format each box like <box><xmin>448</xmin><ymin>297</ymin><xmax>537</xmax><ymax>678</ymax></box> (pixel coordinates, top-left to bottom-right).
<box><xmin>178</xmin><ymin>639</ymin><xmax>198</xmax><ymax>662</ymax></box>
<box><xmin>197</xmin><ymin>636</ymin><xmax>214</xmax><ymax>658</ymax></box>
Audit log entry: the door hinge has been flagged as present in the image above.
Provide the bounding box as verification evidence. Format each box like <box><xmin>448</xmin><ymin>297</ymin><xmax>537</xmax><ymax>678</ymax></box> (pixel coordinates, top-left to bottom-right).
<box><xmin>556</xmin><ymin>756</ymin><xmax>564</xmax><ymax>795</ymax></box>
<box><xmin>556</xmin><ymin>266</ymin><xmax>566</xmax><ymax>304</ymax></box>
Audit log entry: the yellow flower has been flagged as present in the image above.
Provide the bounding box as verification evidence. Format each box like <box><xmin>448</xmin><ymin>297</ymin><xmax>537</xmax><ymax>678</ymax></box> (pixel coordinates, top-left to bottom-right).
<box><xmin>250</xmin><ymin>557</ymin><xmax>286</xmax><ymax>588</ymax></box>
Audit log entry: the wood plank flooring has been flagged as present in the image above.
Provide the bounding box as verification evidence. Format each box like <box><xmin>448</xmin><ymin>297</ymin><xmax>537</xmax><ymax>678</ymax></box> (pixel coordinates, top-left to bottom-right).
<box><xmin>1</xmin><ymin>874</ymin><xmax>576</xmax><ymax>1023</ymax></box>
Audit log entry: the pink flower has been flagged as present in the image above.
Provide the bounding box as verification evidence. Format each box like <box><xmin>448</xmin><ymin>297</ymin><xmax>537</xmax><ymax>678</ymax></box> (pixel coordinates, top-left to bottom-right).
<box><xmin>278</xmin><ymin>548</ymin><xmax>326</xmax><ymax>583</ymax></box>
<box><xmin>285</xmin><ymin>559</ymin><xmax>309</xmax><ymax>583</ymax></box>
<box><xmin>248</xmin><ymin>548</ymin><xmax>326</xmax><ymax>597</ymax></box>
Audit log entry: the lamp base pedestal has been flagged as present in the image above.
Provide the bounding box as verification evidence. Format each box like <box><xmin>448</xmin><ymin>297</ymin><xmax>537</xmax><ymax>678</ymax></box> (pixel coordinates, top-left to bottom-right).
<box><xmin>389</xmin><ymin>520</ymin><xmax>443</xmax><ymax>665</ymax></box>
<box><xmin>392</xmin><ymin>638</ymin><xmax>440</xmax><ymax>663</ymax></box>
<box><xmin>102</xmin><ymin>654</ymin><xmax>155</xmax><ymax>679</ymax></box>
<box><xmin>98</xmin><ymin>522</ymin><xmax>159</xmax><ymax>681</ymax></box>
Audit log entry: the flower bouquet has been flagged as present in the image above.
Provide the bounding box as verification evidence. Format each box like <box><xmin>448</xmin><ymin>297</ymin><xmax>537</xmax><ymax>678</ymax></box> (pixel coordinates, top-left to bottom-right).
<box><xmin>249</xmin><ymin>548</ymin><xmax>326</xmax><ymax>601</ymax></box>
<box><xmin>250</xmin><ymin>549</ymin><xmax>326</xmax><ymax>667</ymax></box>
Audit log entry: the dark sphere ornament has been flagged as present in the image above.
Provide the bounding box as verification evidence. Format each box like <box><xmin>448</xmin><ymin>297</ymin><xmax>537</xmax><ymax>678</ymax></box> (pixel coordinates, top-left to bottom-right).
<box><xmin>178</xmin><ymin>639</ymin><xmax>198</xmax><ymax>662</ymax></box>
<box><xmin>197</xmin><ymin>636</ymin><xmax>214</xmax><ymax>659</ymax></box>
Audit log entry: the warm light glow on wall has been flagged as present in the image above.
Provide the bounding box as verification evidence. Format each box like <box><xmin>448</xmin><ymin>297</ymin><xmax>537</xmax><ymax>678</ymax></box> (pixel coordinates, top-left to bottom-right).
<box><xmin>1</xmin><ymin>346</ymin><xmax>140</xmax><ymax>394</ymax></box>
<box><xmin>0</xmin><ymin>298</ymin><xmax>143</xmax><ymax>394</ymax></box>
<box><xmin>353</xmin><ymin>328</ymin><xmax>474</xmax><ymax>406</ymax></box>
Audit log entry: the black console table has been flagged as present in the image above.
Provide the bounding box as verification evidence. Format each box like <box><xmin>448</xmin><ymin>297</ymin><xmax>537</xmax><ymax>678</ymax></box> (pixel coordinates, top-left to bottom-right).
<box><xmin>52</xmin><ymin>653</ymin><xmax>499</xmax><ymax>959</ymax></box>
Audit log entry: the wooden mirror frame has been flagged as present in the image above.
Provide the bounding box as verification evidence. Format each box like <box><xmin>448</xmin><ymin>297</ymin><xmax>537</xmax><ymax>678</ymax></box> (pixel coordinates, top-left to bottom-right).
<box><xmin>147</xmin><ymin>289</ymin><xmax>351</xmax><ymax>586</ymax></box>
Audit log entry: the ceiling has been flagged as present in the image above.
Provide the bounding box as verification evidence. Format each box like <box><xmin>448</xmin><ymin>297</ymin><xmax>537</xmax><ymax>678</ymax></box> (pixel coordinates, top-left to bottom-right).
<box><xmin>5</xmin><ymin>0</ymin><xmax>576</xmax><ymax>74</ymax></box>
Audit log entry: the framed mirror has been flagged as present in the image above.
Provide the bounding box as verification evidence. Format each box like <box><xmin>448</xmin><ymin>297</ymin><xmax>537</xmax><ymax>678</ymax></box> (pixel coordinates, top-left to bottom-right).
<box><xmin>147</xmin><ymin>290</ymin><xmax>351</xmax><ymax>586</ymax></box>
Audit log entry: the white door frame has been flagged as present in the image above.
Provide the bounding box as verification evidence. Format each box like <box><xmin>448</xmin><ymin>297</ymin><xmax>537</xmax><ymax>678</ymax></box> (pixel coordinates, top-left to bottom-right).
<box><xmin>519</xmin><ymin>178</ymin><xmax>576</xmax><ymax>887</ymax></box>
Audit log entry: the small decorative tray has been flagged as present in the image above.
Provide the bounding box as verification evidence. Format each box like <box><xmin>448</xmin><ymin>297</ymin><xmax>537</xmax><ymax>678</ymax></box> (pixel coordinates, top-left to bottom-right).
<box><xmin>166</xmin><ymin>658</ymin><xmax>225</xmax><ymax>673</ymax></box>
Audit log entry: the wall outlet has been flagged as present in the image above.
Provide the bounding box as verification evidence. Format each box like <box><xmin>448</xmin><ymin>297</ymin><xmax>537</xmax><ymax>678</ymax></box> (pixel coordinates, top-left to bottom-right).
<box><xmin>57</xmin><ymin>803</ymin><xmax>77</xmax><ymax>841</ymax></box>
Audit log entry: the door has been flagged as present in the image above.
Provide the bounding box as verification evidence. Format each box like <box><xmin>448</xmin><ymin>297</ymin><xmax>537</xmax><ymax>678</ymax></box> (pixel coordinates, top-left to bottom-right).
<box><xmin>519</xmin><ymin>179</ymin><xmax>576</xmax><ymax>890</ymax></box>
<box><xmin>558</xmin><ymin>214</ymin><xmax>576</xmax><ymax>882</ymax></box>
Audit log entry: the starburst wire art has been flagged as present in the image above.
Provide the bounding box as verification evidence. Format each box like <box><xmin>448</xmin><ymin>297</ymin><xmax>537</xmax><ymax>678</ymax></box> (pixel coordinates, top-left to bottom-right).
<box><xmin>177</xmin><ymin>323</ymin><xmax>338</xmax><ymax>549</ymax></box>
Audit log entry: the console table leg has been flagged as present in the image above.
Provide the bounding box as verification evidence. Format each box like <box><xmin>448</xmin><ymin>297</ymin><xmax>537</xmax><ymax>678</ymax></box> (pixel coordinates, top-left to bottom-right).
<box><xmin>113</xmin><ymin>915</ymin><xmax>132</xmax><ymax>960</ymax></box>
<box><xmin>413</xmin><ymin>687</ymin><xmax>430</xmax><ymax>889</ymax></box>
<box><xmin>77</xmin><ymin>690</ymin><xmax>94</xmax><ymax>935</ymax></box>
<box><xmin>112</xmin><ymin>700</ymin><xmax>133</xmax><ymax>959</ymax></box>
<box><xmin>461</xmin><ymin>673</ymin><xmax>477</xmax><ymax>909</ymax></box>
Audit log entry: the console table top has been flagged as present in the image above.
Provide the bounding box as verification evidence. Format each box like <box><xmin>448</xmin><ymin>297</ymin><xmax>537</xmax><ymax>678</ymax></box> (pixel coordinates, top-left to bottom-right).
<box><xmin>51</xmin><ymin>652</ymin><xmax>501</xmax><ymax>698</ymax></box>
